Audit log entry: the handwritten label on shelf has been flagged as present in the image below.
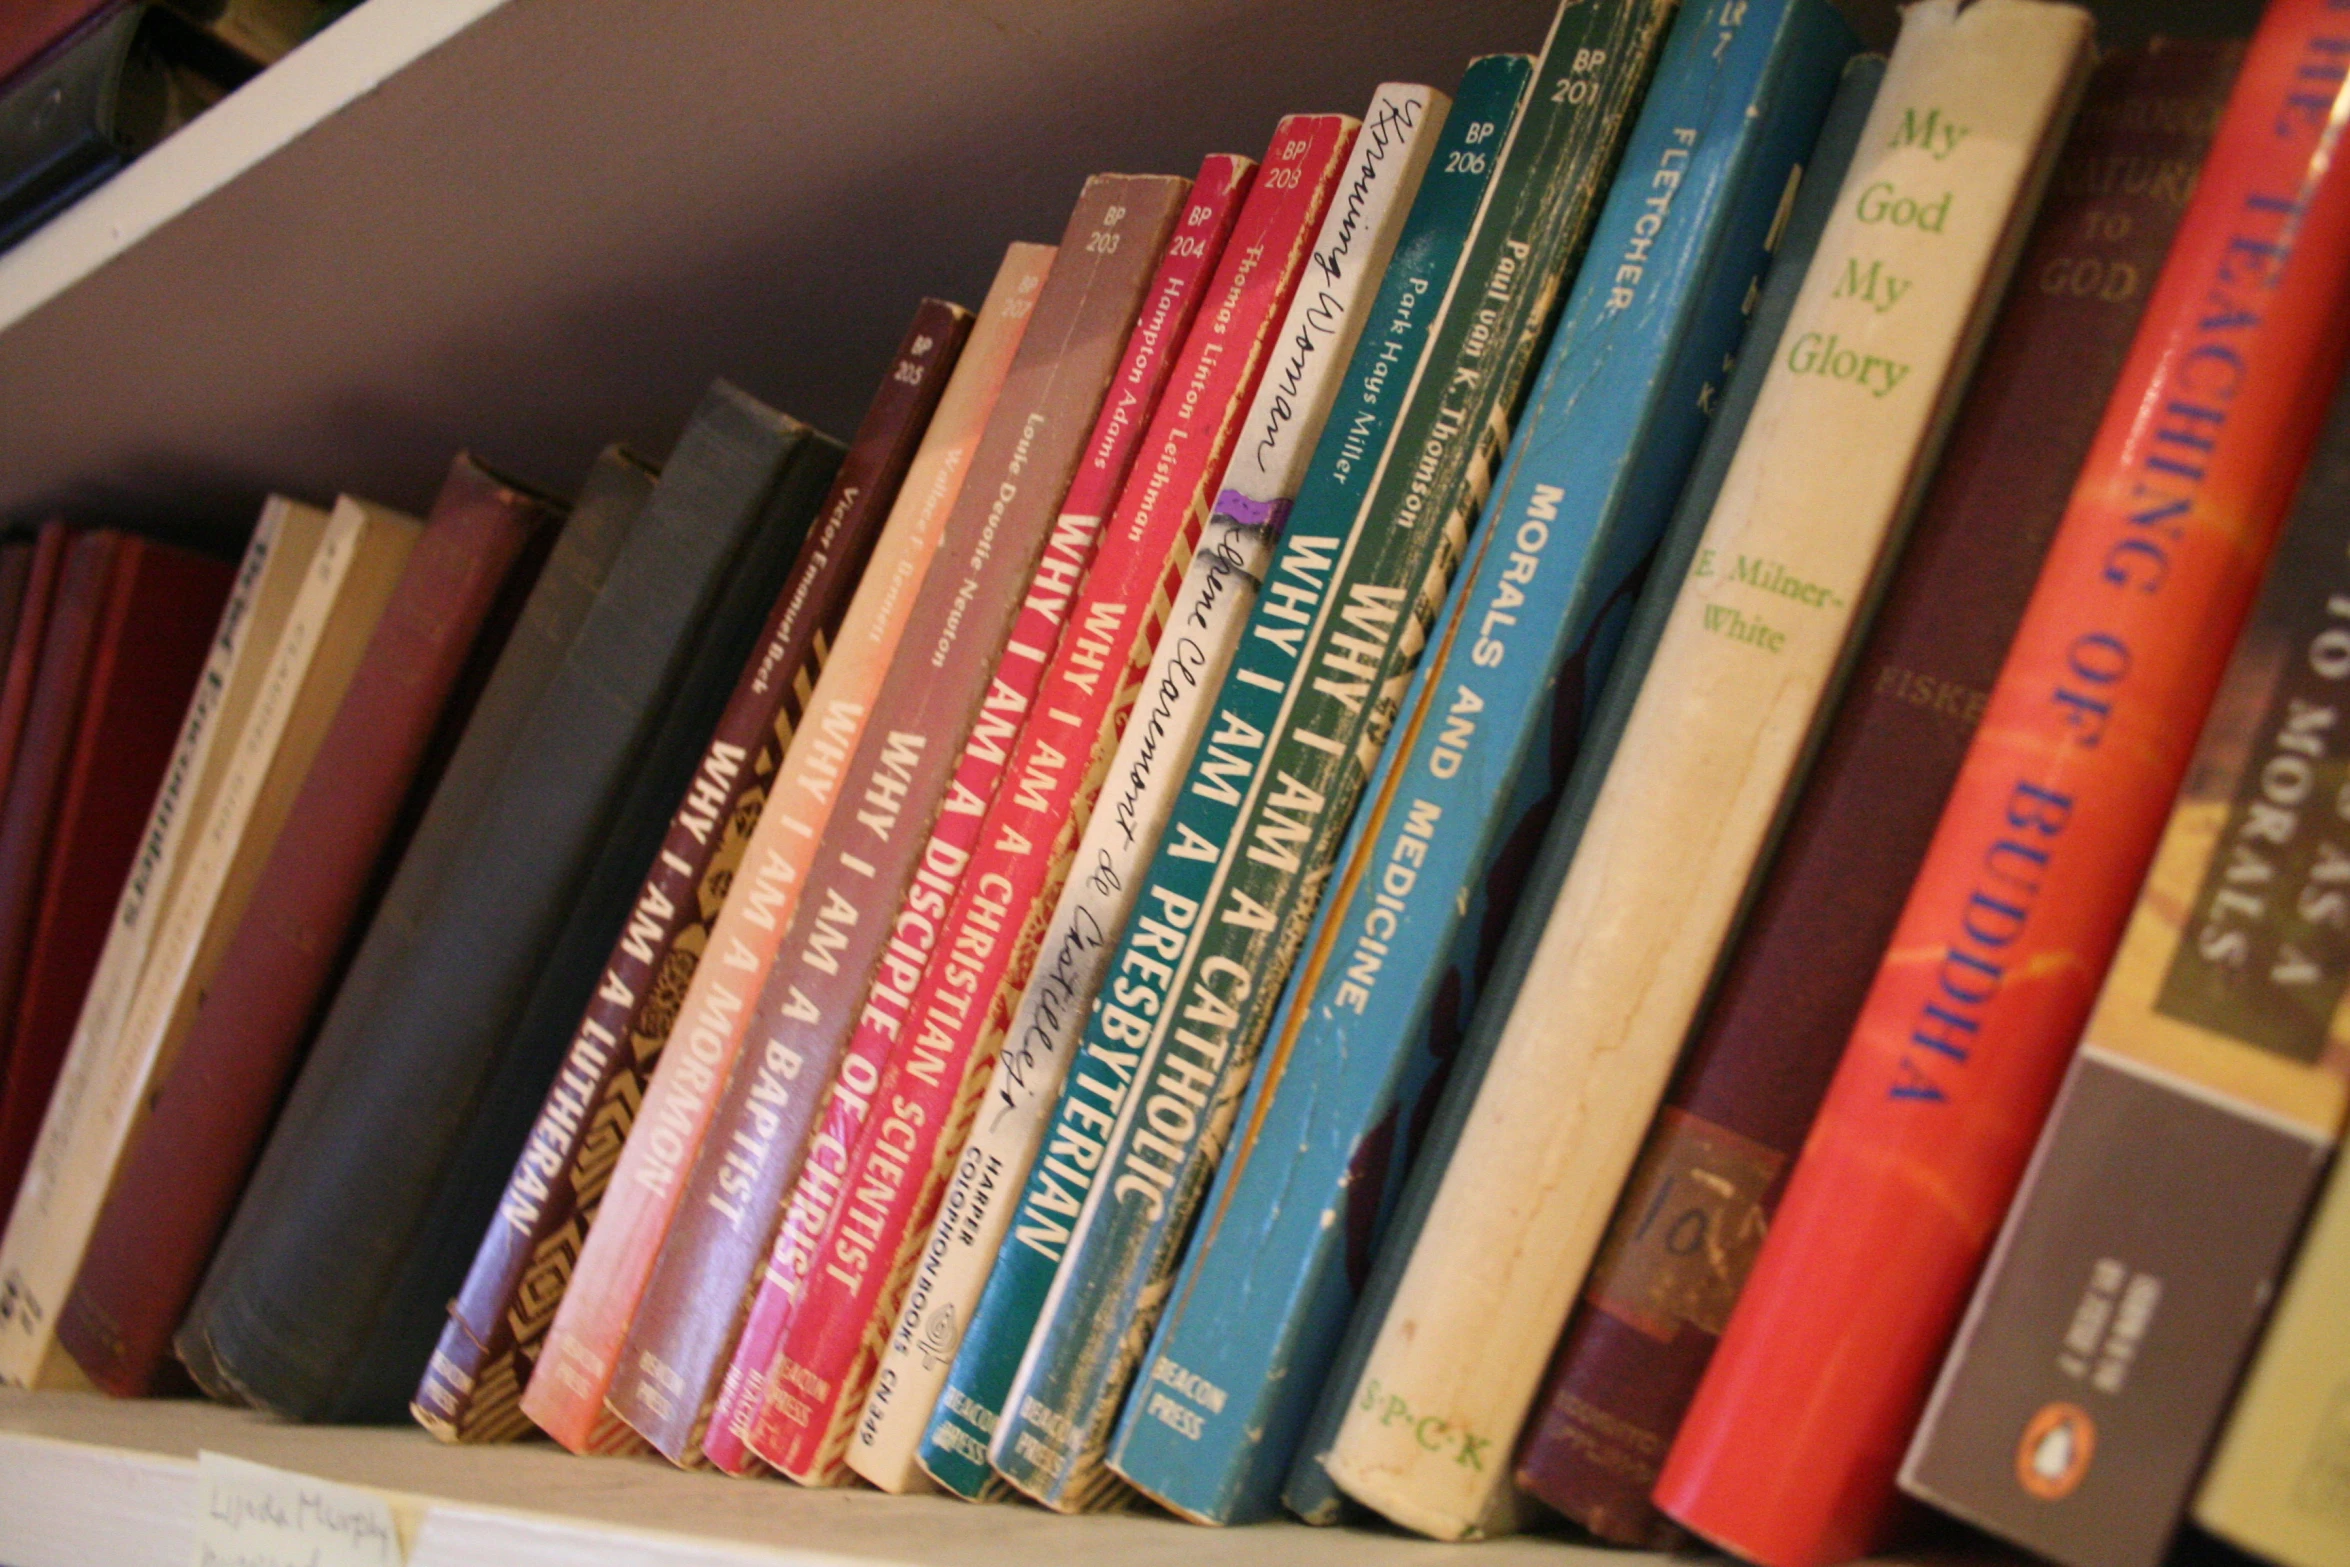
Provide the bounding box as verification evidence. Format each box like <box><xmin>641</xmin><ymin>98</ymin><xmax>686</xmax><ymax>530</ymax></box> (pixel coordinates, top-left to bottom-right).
<box><xmin>192</xmin><ymin>1450</ymin><xmax>412</xmax><ymax>1567</ymax></box>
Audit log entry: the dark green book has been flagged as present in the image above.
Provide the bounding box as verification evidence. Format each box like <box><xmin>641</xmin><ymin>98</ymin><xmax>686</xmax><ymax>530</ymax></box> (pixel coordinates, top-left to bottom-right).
<box><xmin>175</xmin><ymin>388</ymin><xmax>842</xmax><ymax>1420</ymax></box>
<box><xmin>982</xmin><ymin>0</ymin><xmax>1679</xmax><ymax>1509</ymax></box>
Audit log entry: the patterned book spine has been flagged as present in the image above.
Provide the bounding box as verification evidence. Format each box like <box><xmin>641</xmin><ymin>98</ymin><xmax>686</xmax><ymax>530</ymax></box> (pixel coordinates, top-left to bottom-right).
<box><xmin>59</xmin><ymin>456</ymin><xmax>551</xmax><ymax>1401</ymax></box>
<box><xmin>2196</xmin><ymin>1120</ymin><xmax>2350</xmax><ymax>1567</ymax></box>
<box><xmin>714</xmin><ymin>152</ymin><xmax>1271</xmax><ymax>1483</ymax></box>
<box><xmin>606</xmin><ymin>176</ymin><xmax>1186</xmax><ymax>1464</ymax></box>
<box><xmin>520</xmin><ymin>262</ymin><xmax>1031</xmax><ymax>1455</ymax></box>
<box><xmin>882</xmin><ymin>76</ymin><xmax>1525</xmax><ymax>1513</ymax></box>
<box><xmin>413</xmin><ymin>305</ymin><xmax>967</xmax><ymax>1444</ymax></box>
<box><xmin>1327</xmin><ymin>1</ymin><xmax>2094</xmax><ymax>1540</ymax></box>
<box><xmin>1657</xmin><ymin>5</ymin><xmax>2350</xmax><ymax>1563</ymax></box>
<box><xmin>989</xmin><ymin>0</ymin><xmax>1680</xmax><ymax>1512</ymax></box>
<box><xmin>1517</xmin><ymin>41</ymin><xmax>2231</xmax><ymax>1546</ymax></box>
<box><xmin>746</xmin><ymin>115</ymin><xmax>1378</xmax><ymax>1484</ymax></box>
<box><xmin>1119</xmin><ymin>3</ymin><xmax>1854</xmax><ymax>1527</ymax></box>
<box><xmin>1900</xmin><ymin>378</ymin><xmax>2350</xmax><ymax>1566</ymax></box>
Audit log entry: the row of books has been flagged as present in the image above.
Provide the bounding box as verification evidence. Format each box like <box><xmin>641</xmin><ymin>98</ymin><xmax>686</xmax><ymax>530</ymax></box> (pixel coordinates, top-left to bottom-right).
<box><xmin>0</xmin><ymin>2</ymin><xmax>2345</xmax><ymax>1566</ymax></box>
<box><xmin>0</xmin><ymin>0</ymin><xmax>354</xmax><ymax>252</ymax></box>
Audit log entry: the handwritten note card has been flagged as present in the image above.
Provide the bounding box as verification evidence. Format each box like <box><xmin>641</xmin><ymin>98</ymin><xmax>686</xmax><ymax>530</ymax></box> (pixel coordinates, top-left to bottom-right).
<box><xmin>193</xmin><ymin>1450</ymin><xmax>411</xmax><ymax>1567</ymax></box>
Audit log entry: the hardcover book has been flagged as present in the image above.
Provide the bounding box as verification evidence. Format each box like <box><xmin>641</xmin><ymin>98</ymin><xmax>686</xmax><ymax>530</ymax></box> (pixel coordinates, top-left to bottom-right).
<box><xmin>60</xmin><ymin>454</ymin><xmax>561</xmax><ymax>1398</ymax></box>
<box><xmin>2197</xmin><ymin>1134</ymin><xmax>2350</xmax><ymax>1567</ymax></box>
<box><xmin>986</xmin><ymin>0</ymin><xmax>1680</xmax><ymax>1514</ymax></box>
<box><xmin>883</xmin><ymin>70</ymin><xmax>1524</xmax><ymax>1509</ymax></box>
<box><xmin>175</xmin><ymin>388</ymin><xmax>840</xmax><ymax>1421</ymax></box>
<box><xmin>0</xmin><ymin>533</ymin><xmax>231</xmax><ymax>1219</ymax></box>
<box><xmin>418</xmin><ymin>302</ymin><xmax>968</xmax><ymax>1445</ymax></box>
<box><xmin>1325</xmin><ymin>1</ymin><xmax>2093</xmax><ymax>1540</ymax></box>
<box><xmin>1900</xmin><ymin>360</ymin><xmax>2350</xmax><ymax>1567</ymax></box>
<box><xmin>1658</xmin><ymin>4</ymin><xmax>2350</xmax><ymax>1562</ymax></box>
<box><xmin>1517</xmin><ymin>38</ymin><xmax>2234</xmax><ymax>1547</ymax></box>
<box><xmin>605</xmin><ymin>176</ymin><xmax>1185</xmax><ymax>1466</ymax></box>
<box><xmin>521</xmin><ymin>256</ymin><xmax>1033</xmax><ymax>1459</ymax></box>
<box><xmin>0</xmin><ymin>499</ymin><xmax>315</xmax><ymax>1387</ymax></box>
<box><xmin>721</xmin><ymin>151</ymin><xmax>1267</xmax><ymax>1484</ymax></box>
<box><xmin>0</xmin><ymin>493</ymin><xmax>412</xmax><ymax>1392</ymax></box>
<box><xmin>0</xmin><ymin>525</ymin><xmax>67</xmax><ymax>887</ymax></box>
<box><xmin>1118</xmin><ymin>0</ymin><xmax>1854</xmax><ymax>1527</ymax></box>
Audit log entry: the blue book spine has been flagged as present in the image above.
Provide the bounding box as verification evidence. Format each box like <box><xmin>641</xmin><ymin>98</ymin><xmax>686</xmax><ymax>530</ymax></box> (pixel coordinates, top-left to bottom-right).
<box><xmin>1112</xmin><ymin>0</ymin><xmax>1859</xmax><ymax>1524</ymax></box>
<box><xmin>910</xmin><ymin>52</ymin><xmax>1534</xmax><ymax>1503</ymax></box>
<box><xmin>1278</xmin><ymin>46</ymin><xmax>1879</xmax><ymax>1522</ymax></box>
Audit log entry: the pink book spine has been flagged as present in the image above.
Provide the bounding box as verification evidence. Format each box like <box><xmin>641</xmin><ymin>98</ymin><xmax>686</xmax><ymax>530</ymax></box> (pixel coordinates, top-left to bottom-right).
<box><xmin>702</xmin><ymin>159</ymin><xmax>1263</xmax><ymax>1477</ymax></box>
<box><xmin>742</xmin><ymin>126</ymin><xmax>1349</xmax><ymax>1483</ymax></box>
<box><xmin>517</xmin><ymin>247</ymin><xmax>1047</xmax><ymax>1453</ymax></box>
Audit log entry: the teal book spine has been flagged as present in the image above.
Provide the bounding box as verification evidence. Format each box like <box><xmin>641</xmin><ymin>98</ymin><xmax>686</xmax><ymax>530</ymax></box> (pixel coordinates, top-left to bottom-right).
<box><xmin>1110</xmin><ymin>0</ymin><xmax>1858</xmax><ymax>1526</ymax></box>
<box><xmin>987</xmin><ymin>0</ymin><xmax>1681</xmax><ymax>1510</ymax></box>
<box><xmin>911</xmin><ymin>49</ymin><xmax>1534</xmax><ymax>1505</ymax></box>
<box><xmin>1281</xmin><ymin>50</ymin><xmax>1890</xmax><ymax>1525</ymax></box>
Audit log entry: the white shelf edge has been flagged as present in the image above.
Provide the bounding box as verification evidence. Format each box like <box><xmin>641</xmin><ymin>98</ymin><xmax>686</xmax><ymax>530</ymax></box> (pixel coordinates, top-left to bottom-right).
<box><xmin>0</xmin><ymin>0</ymin><xmax>508</xmax><ymax>336</ymax></box>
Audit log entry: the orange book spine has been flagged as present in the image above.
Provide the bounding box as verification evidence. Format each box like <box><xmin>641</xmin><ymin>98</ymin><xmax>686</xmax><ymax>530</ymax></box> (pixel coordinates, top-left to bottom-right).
<box><xmin>516</xmin><ymin>246</ymin><xmax>1047</xmax><ymax>1452</ymax></box>
<box><xmin>1655</xmin><ymin>7</ymin><xmax>2350</xmax><ymax>1565</ymax></box>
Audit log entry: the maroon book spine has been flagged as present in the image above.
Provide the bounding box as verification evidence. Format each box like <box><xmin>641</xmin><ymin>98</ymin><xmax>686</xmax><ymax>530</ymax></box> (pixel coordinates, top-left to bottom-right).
<box><xmin>0</xmin><ymin>535</ymin><xmax>230</xmax><ymax>1237</ymax></box>
<box><xmin>410</xmin><ymin>300</ymin><xmax>973</xmax><ymax>1443</ymax></box>
<box><xmin>54</xmin><ymin>458</ymin><xmax>559</xmax><ymax>1396</ymax></box>
<box><xmin>0</xmin><ymin>528</ymin><xmax>118</xmax><ymax>1212</ymax></box>
<box><xmin>0</xmin><ymin>539</ymin><xmax>40</xmax><ymax>808</ymax></box>
<box><xmin>607</xmin><ymin>173</ymin><xmax>1189</xmax><ymax>1465</ymax></box>
<box><xmin>1512</xmin><ymin>39</ymin><xmax>2241</xmax><ymax>1547</ymax></box>
<box><xmin>0</xmin><ymin>526</ymin><xmax>67</xmax><ymax>870</ymax></box>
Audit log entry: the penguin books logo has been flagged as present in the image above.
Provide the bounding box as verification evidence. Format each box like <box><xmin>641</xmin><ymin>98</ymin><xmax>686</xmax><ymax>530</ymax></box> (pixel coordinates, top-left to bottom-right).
<box><xmin>2017</xmin><ymin>1402</ymin><xmax>2096</xmax><ymax>1500</ymax></box>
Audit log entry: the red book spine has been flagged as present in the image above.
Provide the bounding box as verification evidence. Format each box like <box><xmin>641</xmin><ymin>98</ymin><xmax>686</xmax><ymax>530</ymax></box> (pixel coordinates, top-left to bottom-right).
<box><xmin>714</xmin><ymin>152</ymin><xmax>1277</xmax><ymax>1481</ymax></box>
<box><xmin>1513</xmin><ymin>39</ymin><xmax>2237</xmax><ymax>1547</ymax></box>
<box><xmin>604</xmin><ymin>173</ymin><xmax>1190</xmax><ymax>1465</ymax></box>
<box><xmin>0</xmin><ymin>536</ymin><xmax>228</xmax><ymax>1226</ymax></box>
<box><xmin>0</xmin><ymin>529</ymin><xmax>116</xmax><ymax>1211</ymax></box>
<box><xmin>412</xmin><ymin>304</ymin><xmax>969</xmax><ymax>1445</ymax></box>
<box><xmin>1656</xmin><ymin>7</ymin><xmax>2350</xmax><ymax>1564</ymax></box>
<box><xmin>56</xmin><ymin>457</ymin><xmax>556</xmax><ymax>1397</ymax></box>
<box><xmin>0</xmin><ymin>527</ymin><xmax>63</xmax><ymax>815</ymax></box>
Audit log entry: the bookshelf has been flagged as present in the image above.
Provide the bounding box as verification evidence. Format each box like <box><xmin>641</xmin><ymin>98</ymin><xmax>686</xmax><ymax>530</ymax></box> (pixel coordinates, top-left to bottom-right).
<box><xmin>0</xmin><ymin>1</ymin><xmax>2266</xmax><ymax>1563</ymax></box>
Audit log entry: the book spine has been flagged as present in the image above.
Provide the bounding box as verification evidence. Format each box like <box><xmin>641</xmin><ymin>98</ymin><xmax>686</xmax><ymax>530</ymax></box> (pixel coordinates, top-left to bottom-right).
<box><xmin>1516</xmin><ymin>40</ymin><xmax>2232</xmax><ymax>1546</ymax></box>
<box><xmin>989</xmin><ymin>0</ymin><xmax>1680</xmax><ymax>1513</ymax></box>
<box><xmin>414</xmin><ymin>305</ymin><xmax>967</xmax><ymax>1445</ymax></box>
<box><xmin>881</xmin><ymin>85</ymin><xmax>1525</xmax><ymax>1515</ymax></box>
<box><xmin>0</xmin><ymin>525</ymin><xmax>68</xmax><ymax>905</ymax></box>
<box><xmin>1119</xmin><ymin>3</ymin><xmax>1853</xmax><ymax>1527</ymax></box>
<box><xmin>714</xmin><ymin>152</ymin><xmax>1269</xmax><ymax>1483</ymax></box>
<box><xmin>1899</xmin><ymin>371</ymin><xmax>2350</xmax><ymax>1567</ymax></box>
<box><xmin>748</xmin><ymin>117</ymin><xmax>1378</xmax><ymax>1485</ymax></box>
<box><xmin>0</xmin><ymin>529</ymin><xmax>120</xmax><ymax>1168</ymax></box>
<box><xmin>0</xmin><ymin>540</ymin><xmax>230</xmax><ymax>1266</ymax></box>
<box><xmin>1284</xmin><ymin>51</ymin><xmax>1885</xmax><ymax>1534</ymax></box>
<box><xmin>1655</xmin><ymin>5</ymin><xmax>2350</xmax><ymax>1563</ymax></box>
<box><xmin>520</xmin><ymin>265</ymin><xmax>1031</xmax><ymax>1455</ymax></box>
<box><xmin>178</xmin><ymin>393</ymin><xmax>816</xmax><ymax>1422</ymax></box>
<box><xmin>1325</xmin><ymin>1</ymin><xmax>2093</xmax><ymax>1541</ymax></box>
<box><xmin>606</xmin><ymin>174</ymin><xmax>1187</xmax><ymax>1464</ymax></box>
<box><xmin>0</xmin><ymin>503</ymin><xmax>345</xmax><ymax>1389</ymax></box>
<box><xmin>2196</xmin><ymin>1128</ymin><xmax>2350</xmax><ymax>1567</ymax></box>
<box><xmin>51</xmin><ymin>459</ymin><xmax>549</xmax><ymax>1402</ymax></box>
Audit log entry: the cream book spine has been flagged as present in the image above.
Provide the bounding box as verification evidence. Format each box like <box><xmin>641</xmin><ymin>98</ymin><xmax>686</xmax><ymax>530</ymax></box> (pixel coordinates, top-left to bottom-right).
<box><xmin>2196</xmin><ymin>1148</ymin><xmax>2350</xmax><ymax>1567</ymax></box>
<box><xmin>1322</xmin><ymin>0</ymin><xmax>2094</xmax><ymax>1538</ymax></box>
<box><xmin>520</xmin><ymin>244</ymin><xmax>1045</xmax><ymax>1453</ymax></box>
<box><xmin>0</xmin><ymin>495</ymin><xmax>417</xmax><ymax>1387</ymax></box>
